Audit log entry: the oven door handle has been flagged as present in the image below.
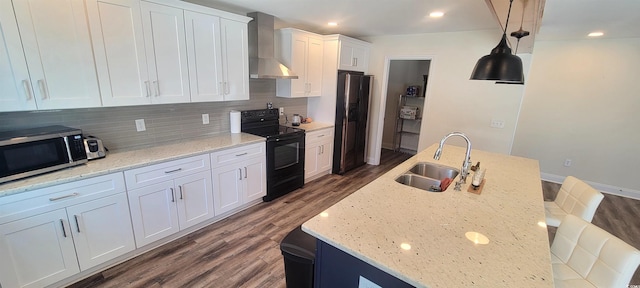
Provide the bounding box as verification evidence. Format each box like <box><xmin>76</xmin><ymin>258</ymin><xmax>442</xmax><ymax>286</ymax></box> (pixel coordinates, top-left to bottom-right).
<box><xmin>269</xmin><ymin>133</ymin><xmax>303</xmax><ymax>143</ymax></box>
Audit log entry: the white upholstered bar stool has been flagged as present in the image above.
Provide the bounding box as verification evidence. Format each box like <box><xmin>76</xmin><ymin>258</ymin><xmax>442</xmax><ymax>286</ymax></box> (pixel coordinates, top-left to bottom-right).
<box><xmin>545</xmin><ymin>176</ymin><xmax>604</xmax><ymax>227</ymax></box>
<box><xmin>550</xmin><ymin>214</ymin><xmax>640</xmax><ymax>288</ymax></box>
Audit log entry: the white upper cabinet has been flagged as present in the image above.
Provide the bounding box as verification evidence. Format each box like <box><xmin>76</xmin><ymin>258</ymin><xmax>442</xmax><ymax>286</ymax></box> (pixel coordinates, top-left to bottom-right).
<box><xmin>338</xmin><ymin>37</ymin><xmax>370</xmax><ymax>73</ymax></box>
<box><xmin>276</xmin><ymin>28</ymin><xmax>323</xmax><ymax>97</ymax></box>
<box><xmin>140</xmin><ymin>1</ymin><xmax>190</xmax><ymax>104</ymax></box>
<box><xmin>0</xmin><ymin>0</ymin><xmax>33</xmax><ymax>112</ymax></box>
<box><xmin>185</xmin><ymin>12</ymin><xmax>249</xmax><ymax>102</ymax></box>
<box><xmin>219</xmin><ymin>18</ymin><xmax>250</xmax><ymax>101</ymax></box>
<box><xmin>185</xmin><ymin>11</ymin><xmax>224</xmax><ymax>102</ymax></box>
<box><xmin>88</xmin><ymin>0</ymin><xmax>190</xmax><ymax>106</ymax></box>
<box><xmin>0</xmin><ymin>0</ymin><xmax>102</xmax><ymax>111</ymax></box>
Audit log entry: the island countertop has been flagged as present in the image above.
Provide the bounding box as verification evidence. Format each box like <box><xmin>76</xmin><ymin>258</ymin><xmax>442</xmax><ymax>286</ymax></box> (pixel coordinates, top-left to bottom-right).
<box><xmin>302</xmin><ymin>144</ymin><xmax>553</xmax><ymax>287</ymax></box>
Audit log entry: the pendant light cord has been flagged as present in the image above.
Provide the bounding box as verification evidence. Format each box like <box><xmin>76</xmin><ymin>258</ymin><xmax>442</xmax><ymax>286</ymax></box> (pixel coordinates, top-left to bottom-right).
<box><xmin>503</xmin><ymin>0</ymin><xmax>514</xmax><ymax>35</ymax></box>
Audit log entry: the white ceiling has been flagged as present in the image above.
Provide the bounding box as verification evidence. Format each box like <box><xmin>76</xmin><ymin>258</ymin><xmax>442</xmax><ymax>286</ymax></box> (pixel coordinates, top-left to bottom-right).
<box><xmin>186</xmin><ymin>0</ymin><xmax>640</xmax><ymax>53</ymax></box>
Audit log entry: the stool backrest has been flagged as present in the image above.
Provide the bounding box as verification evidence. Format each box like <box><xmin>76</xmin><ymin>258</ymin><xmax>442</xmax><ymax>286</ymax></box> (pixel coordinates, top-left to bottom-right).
<box><xmin>555</xmin><ymin>176</ymin><xmax>604</xmax><ymax>222</ymax></box>
<box><xmin>551</xmin><ymin>214</ymin><xmax>640</xmax><ymax>287</ymax></box>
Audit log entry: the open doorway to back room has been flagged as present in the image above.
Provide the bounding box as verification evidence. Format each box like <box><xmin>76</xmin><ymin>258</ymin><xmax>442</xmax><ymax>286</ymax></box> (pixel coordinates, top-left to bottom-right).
<box><xmin>381</xmin><ymin>59</ymin><xmax>431</xmax><ymax>155</ymax></box>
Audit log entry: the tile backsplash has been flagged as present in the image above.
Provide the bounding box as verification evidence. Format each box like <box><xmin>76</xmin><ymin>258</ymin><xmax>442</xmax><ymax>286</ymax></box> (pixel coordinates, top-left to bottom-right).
<box><xmin>0</xmin><ymin>79</ymin><xmax>307</xmax><ymax>151</ymax></box>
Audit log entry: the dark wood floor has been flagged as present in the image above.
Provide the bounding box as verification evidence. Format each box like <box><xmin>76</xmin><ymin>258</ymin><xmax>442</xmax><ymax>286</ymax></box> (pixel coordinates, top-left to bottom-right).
<box><xmin>69</xmin><ymin>151</ymin><xmax>640</xmax><ymax>287</ymax></box>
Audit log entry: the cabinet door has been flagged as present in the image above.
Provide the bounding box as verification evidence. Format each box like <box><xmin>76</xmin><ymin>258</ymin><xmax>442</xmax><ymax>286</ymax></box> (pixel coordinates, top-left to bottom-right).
<box><xmin>212</xmin><ymin>163</ymin><xmax>243</xmax><ymax>215</ymax></box>
<box><xmin>242</xmin><ymin>157</ymin><xmax>267</xmax><ymax>202</ymax></box>
<box><xmin>0</xmin><ymin>1</ymin><xmax>36</xmax><ymax>112</ymax></box>
<box><xmin>87</xmin><ymin>0</ymin><xmax>151</xmax><ymax>106</ymax></box>
<box><xmin>128</xmin><ymin>180</ymin><xmax>180</xmax><ymax>247</ymax></box>
<box><xmin>174</xmin><ymin>171</ymin><xmax>214</xmax><ymax>230</ymax></box>
<box><xmin>67</xmin><ymin>193</ymin><xmax>135</xmax><ymax>271</ymax></box>
<box><xmin>318</xmin><ymin>141</ymin><xmax>333</xmax><ymax>172</ymax></box>
<box><xmin>289</xmin><ymin>34</ymin><xmax>309</xmax><ymax>96</ymax></box>
<box><xmin>0</xmin><ymin>209</ymin><xmax>79</xmax><ymax>288</ymax></box>
<box><xmin>185</xmin><ymin>11</ymin><xmax>224</xmax><ymax>102</ymax></box>
<box><xmin>306</xmin><ymin>37</ymin><xmax>324</xmax><ymax>96</ymax></box>
<box><xmin>338</xmin><ymin>42</ymin><xmax>355</xmax><ymax>70</ymax></box>
<box><xmin>220</xmin><ymin>18</ymin><xmax>249</xmax><ymax>101</ymax></box>
<box><xmin>12</xmin><ymin>0</ymin><xmax>102</xmax><ymax>109</ymax></box>
<box><xmin>305</xmin><ymin>143</ymin><xmax>320</xmax><ymax>179</ymax></box>
<box><xmin>140</xmin><ymin>1</ymin><xmax>190</xmax><ymax>104</ymax></box>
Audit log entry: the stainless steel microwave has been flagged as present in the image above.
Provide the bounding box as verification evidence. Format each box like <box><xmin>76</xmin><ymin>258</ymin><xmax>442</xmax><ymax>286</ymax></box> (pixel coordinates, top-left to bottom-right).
<box><xmin>0</xmin><ymin>125</ymin><xmax>87</xmax><ymax>183</ymax></box>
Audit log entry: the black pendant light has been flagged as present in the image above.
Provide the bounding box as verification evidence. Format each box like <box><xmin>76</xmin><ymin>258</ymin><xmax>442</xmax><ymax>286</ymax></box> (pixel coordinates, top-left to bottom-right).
<box><xmin>470</xmin><ymin>0</ymin><xmax>524</xmax><ymax>83</ymax></box>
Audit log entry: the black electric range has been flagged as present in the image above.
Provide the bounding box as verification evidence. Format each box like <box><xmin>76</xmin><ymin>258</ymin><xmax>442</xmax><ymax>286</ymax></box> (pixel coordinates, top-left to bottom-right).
<box><xmin>240</xmin><ymin>109</ymin><xmax>305</xmax><ymax>201</ymax></box>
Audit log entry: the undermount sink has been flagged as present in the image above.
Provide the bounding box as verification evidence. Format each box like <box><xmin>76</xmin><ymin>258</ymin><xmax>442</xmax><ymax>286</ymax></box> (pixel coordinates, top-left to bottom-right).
<box><xmin>408</xmin><ymin>162</ymin><xmax>459</xmax><ymax>180</ymax></box>
<box><xmin>395</xmin><ymin>162</ymin><xmax>459</xmax><ymax>192</ymax></box>
<box><xmin>395</xmin><ymin>174</ymin><xmax>444</xmax><ymax>192</ymax></box>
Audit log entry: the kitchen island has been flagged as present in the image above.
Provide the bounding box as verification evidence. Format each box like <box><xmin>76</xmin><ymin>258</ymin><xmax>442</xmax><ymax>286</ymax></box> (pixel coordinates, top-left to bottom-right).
<box><xmin>302</xmin><ymin>144</ymin><xmax>553</xmax><ymax>287</ymax></box>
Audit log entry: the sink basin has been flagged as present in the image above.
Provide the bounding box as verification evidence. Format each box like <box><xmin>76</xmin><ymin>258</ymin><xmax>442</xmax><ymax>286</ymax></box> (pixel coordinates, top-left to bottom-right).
<box><xmin>408</xmin><ymin>162</ymin><xmax>459</xmax><ymax>180</ymax></box>
<box><xmin>395</xmin><ymin>174</ymin><xmax>444</xmax><ymax>192</ymax></box>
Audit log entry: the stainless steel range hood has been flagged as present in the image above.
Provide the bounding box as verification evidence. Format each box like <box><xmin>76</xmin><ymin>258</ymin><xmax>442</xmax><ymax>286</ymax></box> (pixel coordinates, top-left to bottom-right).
<box><xmin>247</xmin><ymin>12</ymin><xmax>298</xmax><ymax>79</ymax></box>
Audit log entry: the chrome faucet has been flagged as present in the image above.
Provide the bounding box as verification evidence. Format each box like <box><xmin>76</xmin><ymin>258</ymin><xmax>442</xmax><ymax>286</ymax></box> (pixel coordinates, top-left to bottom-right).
<box><xmin>433</xmin><ymin>132</ymin><xmax>472</xmax><ymax>191</ymax></box>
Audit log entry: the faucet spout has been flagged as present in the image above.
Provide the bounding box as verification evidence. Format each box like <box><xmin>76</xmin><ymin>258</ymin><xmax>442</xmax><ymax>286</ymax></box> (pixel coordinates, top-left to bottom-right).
<box><xmin>433</xmin><ymin>132</ymin><xmax>472</xmax><ymax>190</ymax></box>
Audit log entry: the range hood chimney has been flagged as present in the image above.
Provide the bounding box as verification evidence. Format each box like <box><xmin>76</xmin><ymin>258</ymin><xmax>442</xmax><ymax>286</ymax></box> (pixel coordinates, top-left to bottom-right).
<box><xmin>247</xmin><ymin>12</ymin><xmax>298</xmax><ymax>79</ymax></box>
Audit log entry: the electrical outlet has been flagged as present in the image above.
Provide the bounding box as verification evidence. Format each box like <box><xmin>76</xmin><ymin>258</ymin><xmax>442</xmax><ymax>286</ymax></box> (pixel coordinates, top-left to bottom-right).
<box><xmin>135</xmin><ymin>119</ymin><xmax>146</xmax><ymax>132</ymax></box>
<box><xmin>202</xmin><ymin>113</ymin><xmax>209</xmax><ymax>124</ymax></box>
<box><xmin>279</xmin><ymin>107</ymin><xmax>284</xmax><ymax>115</ymax></box>
<box><xmin>490</xmin><ymin>119</ymin><xmax>505</xmax><ymax>129</ymax></box>
<box><xmin>564</xmin><ymin>159</ymin><xmax>572</xmax><ymax>167</ymax></box>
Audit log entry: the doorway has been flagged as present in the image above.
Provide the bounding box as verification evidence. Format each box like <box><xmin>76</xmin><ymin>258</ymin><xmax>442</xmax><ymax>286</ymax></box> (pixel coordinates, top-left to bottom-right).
<box><xmin>381</xmin><ymin>59</ymin><xmax>431</xmax><ymax>155</ymax></box>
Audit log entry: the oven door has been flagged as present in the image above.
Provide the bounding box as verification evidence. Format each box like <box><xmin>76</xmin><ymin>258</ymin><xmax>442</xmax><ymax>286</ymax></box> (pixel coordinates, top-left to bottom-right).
<box><xmin>265</xmin><ymin>133</ymin><xmax>305</xmax><ymax>201</ymax></box>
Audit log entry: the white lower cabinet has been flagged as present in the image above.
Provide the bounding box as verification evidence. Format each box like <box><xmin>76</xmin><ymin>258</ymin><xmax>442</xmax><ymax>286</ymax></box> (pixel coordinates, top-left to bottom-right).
<box><xmin>125</xmin><ymin>155</ymin><xmax>214</xmax><ymax>247</ymax></box>
<box><xmin>305</xmin><ymin>128</ymin><xmax>334</xmax><ymax>181</ymax></box>
<box><xmin>0</xmin><ymin>173</ymin><xmax>134</xmax><ymax>288</ymax></box>
<box><xmin>211</xmin><ymin>142</ymin><xmax>266</xmax><ymax>215</ymax></box>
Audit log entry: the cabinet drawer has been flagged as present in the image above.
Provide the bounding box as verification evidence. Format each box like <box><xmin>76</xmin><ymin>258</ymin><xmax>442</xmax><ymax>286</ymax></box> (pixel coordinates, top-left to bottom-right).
<box><xmin>306</xmin><ymin>128</ymin><xmax>334</xmax><ymax>144</ymax></box>
<box><xmin>0</xmin><ymin>173</ymin><xmax>126</xmax><ymax>223</ymax></box>
<box><xmin>124</xmin><ymin>154</ymin><xmax>210</xmax><ymax>190</ymax></box>
<box><xmin>210</xmin><ymin>142</ymin><xmax>265</xmax><ymax>166</ymax></box>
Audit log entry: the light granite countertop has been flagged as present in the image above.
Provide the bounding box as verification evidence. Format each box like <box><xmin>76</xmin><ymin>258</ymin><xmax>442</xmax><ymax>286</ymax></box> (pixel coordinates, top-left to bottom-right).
<box><xmin>0</xmin><ymin>133</ymin><xmax>265</xmax><ymax>198</ymax></box>
<box><xmin>283</xmin><ymin>121</ymin><xmax>333</xmax><ymax>132</ymax></box>
<box><xmin>302</xmin><ymin>144</ymin><xmax>553</xmax><ymax>287</ymax></box>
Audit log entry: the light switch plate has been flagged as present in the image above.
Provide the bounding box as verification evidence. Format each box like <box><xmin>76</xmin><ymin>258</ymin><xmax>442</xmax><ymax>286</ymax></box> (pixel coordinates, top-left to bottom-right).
<box><xmin>490</xmin><ymin>119</ymin><xmax>505</xmax><ymax>129</ymax></box>
<box><xmin>279</xmin><ymin>107</ymin><xmax>284</xmax><ymax>115</ymax></box>
<box><xmin>202</xmin><ymin>114</ymin><xmax>210</xmax><ymax>124</ymax></box>
<box><xmin>135</xmin><ymin>119</ymin><xmax>146</xmax><ymax>132</ymax></box>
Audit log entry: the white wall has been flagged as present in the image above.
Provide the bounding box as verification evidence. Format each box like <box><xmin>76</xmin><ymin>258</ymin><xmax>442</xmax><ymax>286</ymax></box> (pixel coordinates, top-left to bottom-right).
<box><xmin>512</xmin><ymin>38</ymin><xmax>640</xmax><ymax>193</ymax></box>
<box><xmin>363</xmin><ymin>30</ymin><xmax>531</xmax><ymax>165</ymax></box>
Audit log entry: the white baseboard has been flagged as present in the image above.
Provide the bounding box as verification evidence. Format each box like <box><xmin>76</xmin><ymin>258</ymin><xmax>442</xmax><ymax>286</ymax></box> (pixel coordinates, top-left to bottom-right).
<box><xmin>540</xmin><ymin>172</ymin><xmax>640</xmax><ymax>200</ymax></box>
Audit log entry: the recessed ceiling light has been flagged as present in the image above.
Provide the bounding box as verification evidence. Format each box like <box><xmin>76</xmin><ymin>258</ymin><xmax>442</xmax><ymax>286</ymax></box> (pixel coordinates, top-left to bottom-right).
<box><xmin>328</xmin><ymin>22</ymin><xmax>338</xmax><ymax>27</ymax></box>
<box><xmin>588</xmin><ymin>31</ymin><xmax>604</xmax><ymax>37</ymax></box>
<box><xmin>429</xmin><ymin>11</ymin><xmax>444</xmax><ymax>18</ymax></box>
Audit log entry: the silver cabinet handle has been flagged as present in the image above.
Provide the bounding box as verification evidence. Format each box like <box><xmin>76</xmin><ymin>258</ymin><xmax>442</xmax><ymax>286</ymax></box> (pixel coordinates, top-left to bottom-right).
<box><xmin>244</xmin><ymin>167</ymin><xmax>247</xmax><ymax>179</ymax></box>
<box><xmin>321</xmin><ymin>145</ymin><xmax>324</xmax><ymax>154</ymax></box>
<box><xmin>164</xmin><ymin>168</ymin><xmax>182</xmax><ymax>174</ymax></box>
<box><xmin>170</xmin><ymin>188</ymin><xmax>175</xmax><ymax>202</ymax></box>
<box><xmin>235</xmin><ymin>152</ymin><xmax>248</xmax><ymax>157</ymax></box>
<box><xmin>49</xmin><ymin>193</ymin><xmax>79</xmax><ymax>201</ymax></box>
<box><xmin>225</xmin><ymin>82</ymin><xmax>230</xmax><ymax>95</ymax></box>
<box><xmin>219</xmin><ymin>82</ymin><xmax>223</xmax><ymax>95</ymax></box>
<box><xmin>238</xmin><ymin>168</ymin><xmax>242</xmax><ymax>180</ymax></box>
<box><xmin>37</xmin><ymin>79</ymin><xmax>48</xmax><ymax>100</ymax></box>
<box><xmin>153</xmin><ymin>80</ymin><xmax>159</xmax><ymax>96</ymax></box>
<box><xmin>179</xmin><ymin>185</ymin><xmax>183</xmax><ymax>199</ymax></box>
<box><xmin>317</xmin><ymin>134</ymin><xmax>325</xmax><ymax>138</ymax></box>
<box><xmin>354</xmin><ymin>58</ymin><xmax>358</xmax><ymax>66</ymax></box>
<box><xmin>145</xmin><ymin>81</ymin><xmax>151</xmax><ymax>97</ymax></box>
<box><xmin>22</xmin><ymin>80</ymin><xmax>33</xmax><ymax>100</ymax></box>
<box><xmin>60</xmin><ymin>219</ymin><xmax>67</xmax><ymax>238</ymax></box>
<box><xmin>74</xmin><ymin>215</ymin><xmax>81</xmax><ymax>233</ymax></box>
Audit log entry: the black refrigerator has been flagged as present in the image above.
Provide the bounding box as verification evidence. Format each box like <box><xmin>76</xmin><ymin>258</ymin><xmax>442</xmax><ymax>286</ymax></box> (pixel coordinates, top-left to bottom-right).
<box><xmin>333</xmin><ymin>70</ymin><xmax>373</xmax><ymax>174</ymax></box>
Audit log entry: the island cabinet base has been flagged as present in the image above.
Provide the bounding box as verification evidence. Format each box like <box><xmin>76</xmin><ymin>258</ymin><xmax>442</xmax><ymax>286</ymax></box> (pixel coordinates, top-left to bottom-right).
<box><xmin>314</xmin><ymin>240</ymin><xmax>415</xmax><ymax>288</ymax></box>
